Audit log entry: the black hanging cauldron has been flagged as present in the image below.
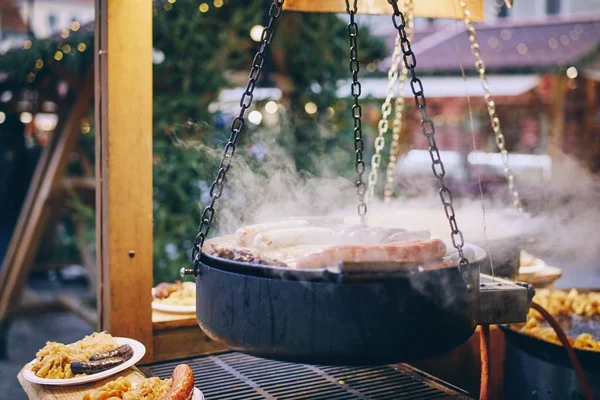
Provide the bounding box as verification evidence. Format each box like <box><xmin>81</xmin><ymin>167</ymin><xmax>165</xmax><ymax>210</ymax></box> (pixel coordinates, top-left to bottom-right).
<box><xmin>192</xmin><ymin>245</ymin><xmax>486</xmax><ymax>365</ymax></box>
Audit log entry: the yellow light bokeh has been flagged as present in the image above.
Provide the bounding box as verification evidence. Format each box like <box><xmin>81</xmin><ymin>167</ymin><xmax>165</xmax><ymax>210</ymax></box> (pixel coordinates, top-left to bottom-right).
<box><xmin>77</xmin><ymin>43</ymin><xmax>87</xmax><ymax>52</ymax></box>
<box><xmin>54</xmin><ymin>51</ymin><xmax>64</xmax><ymax>61</ymax></box>
<box><xmin>199</xmin><ymin>3</ymin><xmax>209</xmax><ymax>12</ymax></box>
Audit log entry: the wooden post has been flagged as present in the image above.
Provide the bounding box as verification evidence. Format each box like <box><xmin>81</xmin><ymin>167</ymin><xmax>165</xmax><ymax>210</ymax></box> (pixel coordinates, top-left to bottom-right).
<box><xmin>95</xmin><ymin>0</ymin><xmax>153</xmax><ymax>360</ymax></box>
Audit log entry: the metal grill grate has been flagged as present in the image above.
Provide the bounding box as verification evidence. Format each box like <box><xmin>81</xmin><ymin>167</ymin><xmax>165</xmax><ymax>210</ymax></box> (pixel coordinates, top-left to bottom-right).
<box><xmin>143</xmin><ymin>352</ymin><xmax>473</xmax><ymax>400</ymax></box>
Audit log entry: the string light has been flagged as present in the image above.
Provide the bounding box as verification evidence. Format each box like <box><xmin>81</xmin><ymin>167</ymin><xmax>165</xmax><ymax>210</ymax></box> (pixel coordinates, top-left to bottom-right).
<box><xmin>26</xmin><ymin>73</ymin><xmax>35</xmax><ymax>83</ymax></box>
<box><xmin>81</xmin><ymin>121</ymin><xmax>91</xmax><ymax>134</ymax></box>
<box><xmin>250</xmin><ymin>25</ymin><xmax>264</xmax><ymax>42</ymax></box>
<box><xmin>548</xmin><ymin>38</ymin><xmax>559</xmax><ymax>49</ymax></box>
<box><xmin>265</xmin><ymin>101</ymin><xmax>278</xmax><ymax>114</ymax></box>
<box><xmin>199</xmin><ymin>3</ymin><xmax>209</xmax><ymax>12</ymax></box>
<box><xmin>168</xmin><ymin>0</ymin><xmax>176</xmax><ymax>3</ymax></box>
<box><xmin>214</xmin><ymin>0</ymin><xmax>224</xmax><ymax>7</ymax></box>
<box><xmin>20</xmin><ymin>112</ymin><xmax>33</xmax><ymax>124</ymax></box>
<box><xmin>566</xmin><ymin>66</ymin><xmax>578</xmax><ymax>79</ymax></box>
<box><xmin>304</xmin><ymin>102</ymin><xmax>317</xmax><ymax>115</ymax></box>
<box><xmin>71</xmin><ymin>21</ymin><xmax>80</xmax><ymax>31</ymax></box>
<box><xmin>0</xmin><ymin>112</ymin><xmax>5</xmax><ymax>124</ymax></box>
<box><xmin>61</xmin><ymin>30</ymin><xmax>69</xmax><ymax>39</ymax></box>
<box><xmin>248</xmin><ymin>110</ymin><xmax>263</xmax><ymax>125</ymax></box>
<box><xmin>54</xmin><ymin>51</ymin><xmax>64</xmax><ymax>61</ymax></box>
<box><xmin>516</xmin><ymin>43</ymin><xmax>528</xmax><ymax>54</ymax></box>
<box><xmin>35</xmin><ymin>59</ymin><xmax>43</xmax><ymax>69</ymax></box>
<box><xmin>77</xmin><ymin>43</ymin><xmax>87</xmax><ymax>52</ymax></box>
<box><xmin>164</xmin><ymin>2</ymin><xmax>173</xmax><ymax>10</ymax></box>
<box><xmin>326</xmin><ymin>107</ymin><xmax>335</xmax><ymax>117</ymax></box>
<box><xmin>0</xmin><ymin>91</ymin><xmax>12</xmax><ymax>102</ymax></box>
<box><xmin>63</xmin><ymin>44</ymin><xmax>72</xmax><ymax>54</ymax></box>
<box><xmin>23</xmin><ymin>40</ymin><xmax>32</xmax><ymax>50</ymax></box>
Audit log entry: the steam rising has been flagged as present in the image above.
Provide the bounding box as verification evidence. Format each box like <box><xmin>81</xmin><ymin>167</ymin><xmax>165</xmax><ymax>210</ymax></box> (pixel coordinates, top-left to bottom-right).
<box><xmin>177</xmin><ymin>125</ymin><xmax>600</xmax><ymax>271</ymax></box>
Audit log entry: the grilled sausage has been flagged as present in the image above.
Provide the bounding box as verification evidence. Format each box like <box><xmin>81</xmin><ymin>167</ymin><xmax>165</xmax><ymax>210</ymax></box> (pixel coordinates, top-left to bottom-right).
<box><xmin>159</xmin><ymin>364</ymin><xmax>195</xmax><ymax>400</ymax></box>
<box><xmin>235</xmin><ymin>220</ymin><xmax>309</xmax><ymax>246</ymax></box>
<box><xmin>252</xmin><ymin>227</ymin><xmax>335</xmax><ymax>250</ymax></box>
<box><xmin>70</xmin><ymin>357</ymin><xmax>126</xmax><ymax>375</ymax></box>
<box><xmin>89</xmin><ymin>344</ymin><xmax>133</xmax><ymax>362</ymax></box>
<box><xmin>295</xmin><ymin>239</ymin><xmax>447</xmax><ymax>269</ymax></box>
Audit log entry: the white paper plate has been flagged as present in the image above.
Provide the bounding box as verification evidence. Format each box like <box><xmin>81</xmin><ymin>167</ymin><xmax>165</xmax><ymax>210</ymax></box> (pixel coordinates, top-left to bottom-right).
<box><xmin>519</xmin><ymin>257</ymin><xmax>547</xmax><ymax>274</ymax></box>
<box><xmin>193</xmin><ymin>387</ymin><xmax>205</xmax><ymax>400</ymax></box>
<box><xmin>151</xmin><ymin>301</ymin><xmax>196</xmax><ymax>314</ymax></box>
<box><xmin>22</xmin><ymin>337</ymin><xmax>146</xmax><ymax>386</ymax></box>
<box><xmin>151</xmin><ymin>288</ymin><xmax>196</xmax><ymax>314</ymax></box>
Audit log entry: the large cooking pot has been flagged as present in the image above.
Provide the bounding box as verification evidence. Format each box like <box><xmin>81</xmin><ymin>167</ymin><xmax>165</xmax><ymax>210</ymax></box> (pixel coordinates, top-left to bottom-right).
<box><xmin>500</xmin><ymin>295</ymin><xmax>600</xmax><ymax>399</ymax></box>
<box><xmin>194</xmin><ymin>244</ymin><xmax>487</xmax><ymax>365</ymax></box>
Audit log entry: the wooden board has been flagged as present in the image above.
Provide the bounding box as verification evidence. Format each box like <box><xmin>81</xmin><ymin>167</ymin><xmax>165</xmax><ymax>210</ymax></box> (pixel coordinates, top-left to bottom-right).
<box><xmin>152</xmin><ymin>309</ymin><xmax>198</xmax><ymax>330</ymax></box>
<box><xmin>95</xmin><ymin>0</ymin><xmax>154</xmax><ymax>361</ymax></box>
<box><xmin>17</xmin><ymin>367</ymin><xmax>146</xmax><ymax>400</ymax></box>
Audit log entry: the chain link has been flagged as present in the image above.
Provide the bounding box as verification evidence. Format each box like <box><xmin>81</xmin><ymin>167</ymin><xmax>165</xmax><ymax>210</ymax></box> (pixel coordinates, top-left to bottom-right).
<box><xmin>384</xmin><ymin>0</ymin><xmax>414</xmax><ymax>201</ymax></box>
<box><xmin>365</xmin><ymin>30</ymin><xmax>402</xmax><ymax>204</ymax></box>
<box><xmin>387</xmin><ymin>0</ymin><xmax>469</xmax><ymax>269</ymax></box>
<box><xmin>460</xmin><ymin>2</ymin><xmax>523</xmax><ymax>214</ymax></box>
<box><xmin>345</xmin><ymin>0</ymin><xmax>367</xmax><ymax>221</ymax></box>
<box><xmin>190</xmin><ymin>0</ymin><xmax>285</xmax><ymax>267</ymax></box>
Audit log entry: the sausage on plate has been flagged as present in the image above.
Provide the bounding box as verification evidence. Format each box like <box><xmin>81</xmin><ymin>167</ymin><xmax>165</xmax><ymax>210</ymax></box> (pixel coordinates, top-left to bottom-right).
<box><xmin>295</xmin><ymin>239</ymin><xmax>447</xmax><ymax>269</ymax></box>
<box><xmin>159</xmin><ymin>364</ymin><xmax>195</xmax><ymax>400</ymax></box>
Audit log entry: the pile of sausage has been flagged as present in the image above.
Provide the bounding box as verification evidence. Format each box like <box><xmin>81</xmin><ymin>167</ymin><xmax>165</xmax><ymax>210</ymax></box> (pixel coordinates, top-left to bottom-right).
<box><xmin>208</xmin><ymin>218</ymin><xmax>476</xmax><ymax>270</ymax></box>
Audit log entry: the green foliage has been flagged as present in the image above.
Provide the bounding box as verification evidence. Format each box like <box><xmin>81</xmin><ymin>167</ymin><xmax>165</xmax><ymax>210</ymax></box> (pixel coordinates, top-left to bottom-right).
<box><xmin>151</xmin><ymin>1</ymin><xmax>386</xmax><ymax>283</ymax></box>
<box><xmin>1</xmin><ymin>0</ymin><xmax>386</xmax><ymax>284</ymax></box>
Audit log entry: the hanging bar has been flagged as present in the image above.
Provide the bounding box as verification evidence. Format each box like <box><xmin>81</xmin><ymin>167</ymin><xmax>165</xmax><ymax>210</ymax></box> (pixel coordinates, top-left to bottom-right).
<box><xmin>283</xmin><ymin>0</ymin><xmax>485</xmax><ymax>21</ymax></box>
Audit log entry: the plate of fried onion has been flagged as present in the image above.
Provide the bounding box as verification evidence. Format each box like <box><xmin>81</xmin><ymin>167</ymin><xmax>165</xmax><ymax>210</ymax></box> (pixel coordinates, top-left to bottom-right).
<box><xmin>152</xmin><ymin>281</ymin><xmax>196</xmax><ymax>314</ymax></box>
<box><xmin>83</xmin><ymin>364</ymin><xmax>202</xmax><ymax>400</ymax></box>
<box><xmin>22</xmin><ymin>332</ymin><xmax>146</xmax><ymax>386</ymax></box>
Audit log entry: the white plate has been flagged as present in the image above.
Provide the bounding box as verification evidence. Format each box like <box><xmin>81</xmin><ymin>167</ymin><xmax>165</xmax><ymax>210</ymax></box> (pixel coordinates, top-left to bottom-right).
<box><xmin>151</xmin><ymin>288</ymin><xmax>196</xmax><ymax>314</ymax></box>
<box><xmin>151</xmin><ymin>301</ymin><xmax>196</xmax><ymax>314</ymax></box>
<box><xmin>194</xmin><ymin>387</ymin><xmax>204</xmax><ymax>400</ymax></box>
<box><xmin>22</xmin><ymin>337</ymin><xmax>146</xmax><ymax>386</ymax></box>
<box><xmin>519</xmin><ymin>257</ymin><xmax>547</xmax><ymax>274</ymax></box>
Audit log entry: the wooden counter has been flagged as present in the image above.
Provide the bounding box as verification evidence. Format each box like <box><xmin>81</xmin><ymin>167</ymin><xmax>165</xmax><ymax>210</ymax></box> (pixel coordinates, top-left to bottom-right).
<box><xmin>151</xmin><ymin>309</ymin><xmax>225</xmax><ymax>362</ymax></box>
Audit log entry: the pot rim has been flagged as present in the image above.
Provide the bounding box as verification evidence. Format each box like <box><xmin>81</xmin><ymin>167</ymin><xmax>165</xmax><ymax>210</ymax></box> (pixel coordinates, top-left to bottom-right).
<box><xmin>198</xmin><ymin>243</ymin><xmax>486</xmax><ymax>283</ymax></box>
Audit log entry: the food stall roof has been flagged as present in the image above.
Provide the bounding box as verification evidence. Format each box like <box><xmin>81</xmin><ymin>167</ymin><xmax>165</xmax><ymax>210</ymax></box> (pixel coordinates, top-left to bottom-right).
<box><xmin>337</xmin><ymin>74</ymin><xmax>540</xmax><ymax>98</ymax></box>
<box><xmin>377</xmin><ymin>14</ymin><xmax>600</xmax><ymax>75</ymax></box>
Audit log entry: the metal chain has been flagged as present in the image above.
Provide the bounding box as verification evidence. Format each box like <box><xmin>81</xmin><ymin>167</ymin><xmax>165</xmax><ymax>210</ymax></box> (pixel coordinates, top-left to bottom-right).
<box><xmin>384</xmin><ymin>0</ymin><xmax>414</xmax><ymax>201</ymax></box>
<box><xmin>365</xmin><ymin>30</ymin><xmax>402</xmax><ymax>204</ymax></box>
<box><xmin>190</xmin><ymin>0</ymin><xmax>285</xmax><ymax>267</ymax></box>
<box><xmin>460</xmin><ymin>2</ymin><xmax>524</xmax><ymax>214</ymax></box>
<box><xmin>345</xmin><ymin>0</ymin><xmax>367</xmax><ymax>222</ymax></box>
<box><xmin>387</xmin><ymin>0</ymin><xmax>469</xmax><ymax>268</ymax></box>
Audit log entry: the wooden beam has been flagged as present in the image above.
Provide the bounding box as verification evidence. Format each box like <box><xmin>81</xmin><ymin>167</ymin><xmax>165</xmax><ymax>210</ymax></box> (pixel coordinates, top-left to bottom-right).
<box><xmin>0</xmin><ymin>73</ymin><xmax>94</xmax><ymax>323</ymax></box>
<box><xmin>95</xmin><ymin>0</ymin><xmax>153</xmax><ymax>360</ymax></box>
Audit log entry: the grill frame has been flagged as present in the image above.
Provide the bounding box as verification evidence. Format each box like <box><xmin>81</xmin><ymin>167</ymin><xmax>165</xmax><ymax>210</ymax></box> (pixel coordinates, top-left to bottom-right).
<box><xmin>141</xmin><ymin>352</ymin><xmax>473</xmax><ymax>400</ymax></box>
